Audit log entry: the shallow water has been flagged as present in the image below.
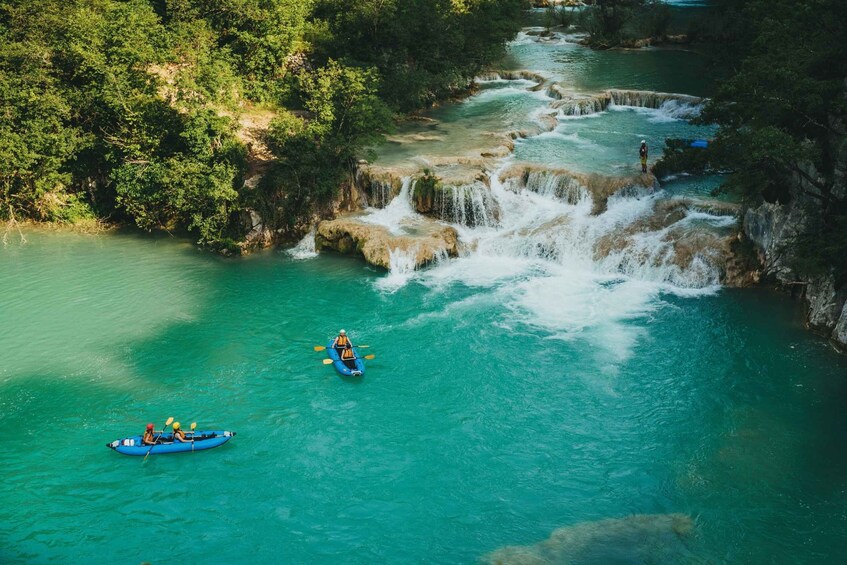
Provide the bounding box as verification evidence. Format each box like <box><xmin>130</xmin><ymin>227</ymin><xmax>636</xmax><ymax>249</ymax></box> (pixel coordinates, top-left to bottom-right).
<box><xmin>503</xmin><ymin>37</ymin><xmax>712</xmax><ymax>97</ymax></box>
<box><xmin>514</xmin><ymin>105</ymin><xmax>715</xmax><ymax>176</ymax></box>
<box><xmin>375</xmin><ymin>18</ymin><xmax>714</xmax><ymax>174</ymax></box>
<box><xmin>1</xmin><ymin>230</ymin><xmax>846</xmax><ymax>563</ymax></box>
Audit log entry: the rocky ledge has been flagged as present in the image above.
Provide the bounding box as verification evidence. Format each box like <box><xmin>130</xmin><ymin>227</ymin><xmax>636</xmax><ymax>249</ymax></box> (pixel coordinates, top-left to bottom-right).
<box><xmin>315</xmin><ymin>216</ymin><xmax>459</xmax><ymax>270</ymax></box>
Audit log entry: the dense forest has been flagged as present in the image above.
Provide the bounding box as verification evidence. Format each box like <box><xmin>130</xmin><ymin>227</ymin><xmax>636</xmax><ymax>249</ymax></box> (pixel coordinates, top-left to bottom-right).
<box><xmin>706</xmin><ymin>0</ymin><xmax>846</xmax><ymax>284</ymax></box>
<box><xmin>0</xmin><ymin>0</ymin><xmax>525</xmax><ymax>248</ymax></box>
<box><xmin>655</xmin><ymin>0</ymin><xmax>847</xmax><ymax>284</ymax></box>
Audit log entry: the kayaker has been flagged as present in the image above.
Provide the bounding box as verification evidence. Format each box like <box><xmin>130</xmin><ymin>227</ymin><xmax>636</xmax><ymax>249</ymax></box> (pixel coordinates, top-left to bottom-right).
<box><xmin>142</xmin><ymin>423</ymin><xmax>157</xmax><ymax>445</ymax></box>
<box><xmin>332</xmin><ymin>329</ymin><xmax>351</xmax><ymax>355</ymax></box>
<box><xmin>341</xmin><ymin>345</ymin><xmax>358</xmax><ymax>370</ymax></box>
<box><xmin>639</xmin><ymin>140</ymin><xmax>648</xmax><ymax>173</ymax></box>
<box><xmin>172</xmin><ymin>422</ymin><xmax>193</xmax><ymax>443</ymax></box>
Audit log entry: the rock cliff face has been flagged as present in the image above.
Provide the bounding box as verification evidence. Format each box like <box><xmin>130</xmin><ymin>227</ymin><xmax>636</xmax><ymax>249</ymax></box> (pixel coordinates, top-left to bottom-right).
<box><xmin>742</xmin><ymin>168</ymin><xmax>847</xmax><ymax>351</ymax></box>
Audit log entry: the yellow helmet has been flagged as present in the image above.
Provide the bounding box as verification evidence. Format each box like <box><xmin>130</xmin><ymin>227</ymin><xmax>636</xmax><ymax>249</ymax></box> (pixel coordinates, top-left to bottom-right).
<box><xmin>173</xmin><ymin>422</ymin><xmax>181</xmax><ymax>430</ymax></box>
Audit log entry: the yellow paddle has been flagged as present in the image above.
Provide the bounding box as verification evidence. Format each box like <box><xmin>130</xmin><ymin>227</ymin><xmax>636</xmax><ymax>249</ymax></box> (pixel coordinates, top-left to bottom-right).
<box><xmin>314</xmin><ymin>345</ymin><xmax>369</xmax><ymax>351</ymax></box>
<box><xmin>143</xmin><ymin>417</ymin><xmax>173</xmax><ymax>463</ymax></box>
<box><xmin>190</xmin><ymin>422</ymin><xmax>196</xmax><ymax>453</ymax></box>
<box><xmin>323</xmin><ymin>354</ymin><xmax>375</xmax><ymax>364</ymax></box>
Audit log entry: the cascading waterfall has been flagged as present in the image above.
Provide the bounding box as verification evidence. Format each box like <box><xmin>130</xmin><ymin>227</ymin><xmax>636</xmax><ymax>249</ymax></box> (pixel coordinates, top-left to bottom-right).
<box><xmin>359</xmin><ymin>177</ymin><xmax>418</xmax><ymax>234</ymax></box>
<box><xmin>377</xmin><ymin>164</ymin><xmax>733</xmax><ymax>296</ymax></box>
<box><xmin>375</xmin><ymin>246</ymin><xmax>422</xmax><ymax>292</ymax></box>
<box><xmin>286</xmin><ymin>226</ymin><xmax>317</xmax><ymax>260</ymax></box>
<box><xmin>370</xmin><ymin>180</ymin><xmax>394</xmax><ymax>208</ymax></box>
<box><xmin>437</xmin><ymin>182</ymin><xmax>500</xmax><ymax>228</ymax></box>
<box><xmin>515</xmin><ymin>171</ymin><xmax>591</xmax><ymax>205</ymax></box>
<box><xmin>551</xmin><ymin>88</ymin><xmax>705</xmax><ymax>119</ymax></box>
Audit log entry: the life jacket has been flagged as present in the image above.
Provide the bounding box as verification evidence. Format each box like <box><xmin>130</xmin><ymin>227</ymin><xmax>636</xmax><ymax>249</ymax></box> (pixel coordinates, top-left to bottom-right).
<box><xmin>335</xmin><ymin>335</ymin><xmax>350</xmax><ymax>348</ymax></box>
<box><xmin>173</xmin><ymin>429</ymin><xmax>186</xmax><ymax>441</ymax></box>
<box><xmin>341</xmin><ymin>347</ymin><xmax>355</xmax><ymax>360</ymax></box>
<box><xmin>143</xmin><ymin>430</ymin><xmax>155</xmax><ymax>443</ymax></box>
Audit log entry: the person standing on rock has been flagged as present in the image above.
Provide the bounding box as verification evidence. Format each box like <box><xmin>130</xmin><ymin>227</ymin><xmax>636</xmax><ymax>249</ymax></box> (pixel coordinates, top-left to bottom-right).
<box><xmin>639</xmin><ymin>140</ymin><xmax>648</xmax><ymax>173</ymax></box>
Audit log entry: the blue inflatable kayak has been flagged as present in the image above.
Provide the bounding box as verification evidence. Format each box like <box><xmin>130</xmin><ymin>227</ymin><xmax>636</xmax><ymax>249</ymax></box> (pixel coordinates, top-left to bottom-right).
<box><xmin>327</xmin><ymin>340</ymin><xmax>365</xmax><ymax>377</ymax></box>
<box><xmin>690</xmin><ymin>139</ymin><xmax>709</xmax><ymax>148</ymax></box>
<box><xmin>107</xmin><ymin>430</ymin><xmax>236</xmax><ymax>456</ymax></box>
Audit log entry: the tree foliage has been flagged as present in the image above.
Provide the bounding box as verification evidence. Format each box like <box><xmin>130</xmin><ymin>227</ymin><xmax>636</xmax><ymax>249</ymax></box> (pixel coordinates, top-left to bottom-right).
<box><xmin>258</xmin><ymin>61</ymin><xmax>392</xmax><ymax>230</ymax></box>
<box><xmin>700</xmin><ymin>0</ymin><xmax>847</xmax><ymax>281</ymax></box>
<box><xmin>309</xmin><ymin>0</ymin><xmax>526</xmax><ymax>111</ymax></box>
<box><xmin>579</xmin><ymin>0</ymin><xmax>671</xmax><ymax>48</ymax></box>
<box><xmin>0</xmin><ymin>0</ymin><xmax>525</xmax><ymax>246</ymax></box>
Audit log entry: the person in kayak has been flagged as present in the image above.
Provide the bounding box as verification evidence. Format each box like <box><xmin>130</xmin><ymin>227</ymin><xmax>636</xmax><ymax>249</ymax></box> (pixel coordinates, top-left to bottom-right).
<box><xmin>142</xmin><ymin>423</ymin><xmax>157</xmax><ymax>445</ymax></box>
<box><xmin>639</xmin><ymin>140</ymin><xmax>648</xmax><ymax>173</ymax></box>
<box><xmin>341</xmin><ymin>344</ymin><xmax>358</xmax><ymax>370</ymax></box>
<box><xmin>172</xmin><ymin>422</ymin><xmax>193</xmax><ymax>443</ymax></box>
<box><xmin>332</xmin><ymin>329</ymin><xmax>351</xmax><ymax>356</ymax></box>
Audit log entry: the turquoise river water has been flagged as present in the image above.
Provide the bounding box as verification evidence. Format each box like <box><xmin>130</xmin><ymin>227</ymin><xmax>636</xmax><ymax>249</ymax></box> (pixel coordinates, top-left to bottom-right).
<box><xmin>3</xmin><ymin>6</ymin><xmax>847</xmax><ymax>564</ymax></box>
<box><xmin>2</xmin><ymin>230</ymin><xmax>847</xmax><ymax>563</ymax></box>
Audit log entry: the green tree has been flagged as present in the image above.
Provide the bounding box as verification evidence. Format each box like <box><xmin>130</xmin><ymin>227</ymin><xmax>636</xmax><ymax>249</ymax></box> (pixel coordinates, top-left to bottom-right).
<box><xmin>258</xmin><ymin>60</ymin><xmax>392</xmax><ymax>229</ymax></box>
<box><xmin>579</xmin><ymin>0</ymin><xmax>669</xmax><ymax>47</ymax></box>
<box><xmin>701</xmin><ymin>0</ymin><xmax>847</xmax><ymax>281</ymax></box>
<box><xmin>0</xmin><ymin>42</ymin><xmax>82</xmax><ymax>220</ymax></box>
<box><xmin>309</xmin><ymin>0</ymin><xmax>525</xmax><ymax>110</ymax></box>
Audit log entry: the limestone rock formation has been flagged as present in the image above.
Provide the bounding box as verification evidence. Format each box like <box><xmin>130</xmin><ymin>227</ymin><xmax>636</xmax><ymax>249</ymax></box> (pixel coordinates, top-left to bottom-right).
<box><xmin>315</xmin><ymin>216</ymin><xmax>459</xmax><ymax>270</ymax></box>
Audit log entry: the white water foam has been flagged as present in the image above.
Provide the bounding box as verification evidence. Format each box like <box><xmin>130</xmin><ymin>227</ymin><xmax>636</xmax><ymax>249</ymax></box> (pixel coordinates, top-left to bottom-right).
<box><xmin>360</xmin><ymin>177</ymin><xmax>421</xmax><ymax>235</ymax></box>
<box><xmin>608</xmin><ymin>101</ymin><xmax>703</xmax><ymax>124</ymax></box>
<box><xmin>371</xmin><ymin>161</ymin><xmax>733</xmax><ymax>361</ymax></box>
<box><xmin>286</xmin><ymin>227</ymin><xmax>318</xmax><ymax>260</ymax></box>
<box><xmin>375</xmin><ymin>247</ymin><xmax>421</xmax><ymax>293</ymax></box>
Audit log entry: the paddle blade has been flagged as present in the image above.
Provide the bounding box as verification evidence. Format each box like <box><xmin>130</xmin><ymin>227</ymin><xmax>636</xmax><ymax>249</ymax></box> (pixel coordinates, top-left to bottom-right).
<box><xmin>165</xmin><ymin>417</ymin><xmax>174</xmax><ymax>426</ymax></box>
<box><xmin>364</xmin><ymin>354</ymin><xmax>375</xmax><ymax>360</ymax></box>
<box><xmin>323</xmin><ymin>359</ymin><xmax>334</xmax><ymax>365</ymax></box>
<box><xmin>313</xmin><ymin>345</ymin><xmax>326</xmax><ymax>351</ymax></box>
<box><xmin>190</xmin><ymin>422</ymin><xmax>197</xmax><ymax>431</ymax></box>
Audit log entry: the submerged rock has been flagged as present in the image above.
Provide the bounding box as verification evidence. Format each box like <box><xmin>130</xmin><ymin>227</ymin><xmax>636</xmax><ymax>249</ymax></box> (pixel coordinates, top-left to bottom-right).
<box><xmin>315</xmin><ymin>216</ymin><xmax>459</xmax><ymax>270</ymax></box>
<box><xmin>482</xmin><ymin>513</ymin><xmax>695</xmax><ymax>564</ymax></box>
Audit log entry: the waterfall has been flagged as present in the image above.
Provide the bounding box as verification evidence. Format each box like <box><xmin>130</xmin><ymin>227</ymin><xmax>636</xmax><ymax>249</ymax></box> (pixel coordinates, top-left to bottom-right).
<box><xmin>286</xmin><ymin>226</ymin><xmax>317</xmax><ymax>260</ymax></box>
<box><xmin>512</xmin><ymin>170</ymin><xmax>591</xmax><ymax>205</ymax></box>
<box><xmin>385</xmin><ymin>165</ymin><xmax>733</xmax><ymax>291</ymax></box>
<box><xmin>360</xmin><ymin>177</ymin><xmax>419</xmax><ymax>235</ymax></box>
<box><xmin>436</xmin><ymin>182</ymin><xmax>500</xmax><ymax>228</ymax></box>
<box><xmin>375</xmin><ymin>246</ymin><xmax>421</xmax><ymax>293</ymax></box>
<box><xmin>370</xmin><ymin>180</ymin><xmax>394</xmax><ymax>208</ymax></box>
<box><xmin>608</xmin><ymin>89</ymin><xmax>703</xmax><ymax>110</ymax></box>
<box><xmin>550</xmin><ymin>89</ymin><xmax>705</xmax><ymax>119</ymax></box>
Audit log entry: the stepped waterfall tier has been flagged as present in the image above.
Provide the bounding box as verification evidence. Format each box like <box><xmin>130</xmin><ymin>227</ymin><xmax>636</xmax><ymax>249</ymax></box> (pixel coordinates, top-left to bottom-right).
<box><xmin>322</xmin><ymin>29</ymin><xmax>726</xmax><ymax>293</ymax></box>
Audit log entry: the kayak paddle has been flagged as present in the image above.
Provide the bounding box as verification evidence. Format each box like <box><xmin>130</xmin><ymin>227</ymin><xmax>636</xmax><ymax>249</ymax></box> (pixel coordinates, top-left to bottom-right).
<box><xmin>143</xmin><ymin>417</ymin><xmax>174</xmax><ymax>463</ymax></box>
<box><xmin>190</xmin><ymin>422</ymin><xmax>196</xmax><ymax>453</ymax></box>
<box><xmin>323</xmin><ymin>354</ymin><xmax>375</xmax><ymax>364</ymax></box>
<box><xmin>314</xmin><ymin>345</ymin><xmax>369</xmax><ymax>351</ymax></box>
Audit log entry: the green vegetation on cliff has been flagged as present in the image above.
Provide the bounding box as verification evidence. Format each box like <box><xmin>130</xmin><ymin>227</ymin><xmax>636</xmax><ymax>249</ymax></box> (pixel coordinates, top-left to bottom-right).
<box><xmin>699</xmin><ymin>0</ymin><xmax>847</xmax><ymax>283</ymax></box>
<box><xmin>0</xmin><ymin>0</ymin><xmax>525</xmax><ymax>246</ymax></box>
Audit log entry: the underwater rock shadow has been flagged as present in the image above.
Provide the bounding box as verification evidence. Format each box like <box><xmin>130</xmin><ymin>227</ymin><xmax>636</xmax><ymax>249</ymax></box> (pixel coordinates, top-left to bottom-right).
<box><xmin>482</xmin><ymin>513</ymin><xmax>698</xmax><ymax>564</ymax></box>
